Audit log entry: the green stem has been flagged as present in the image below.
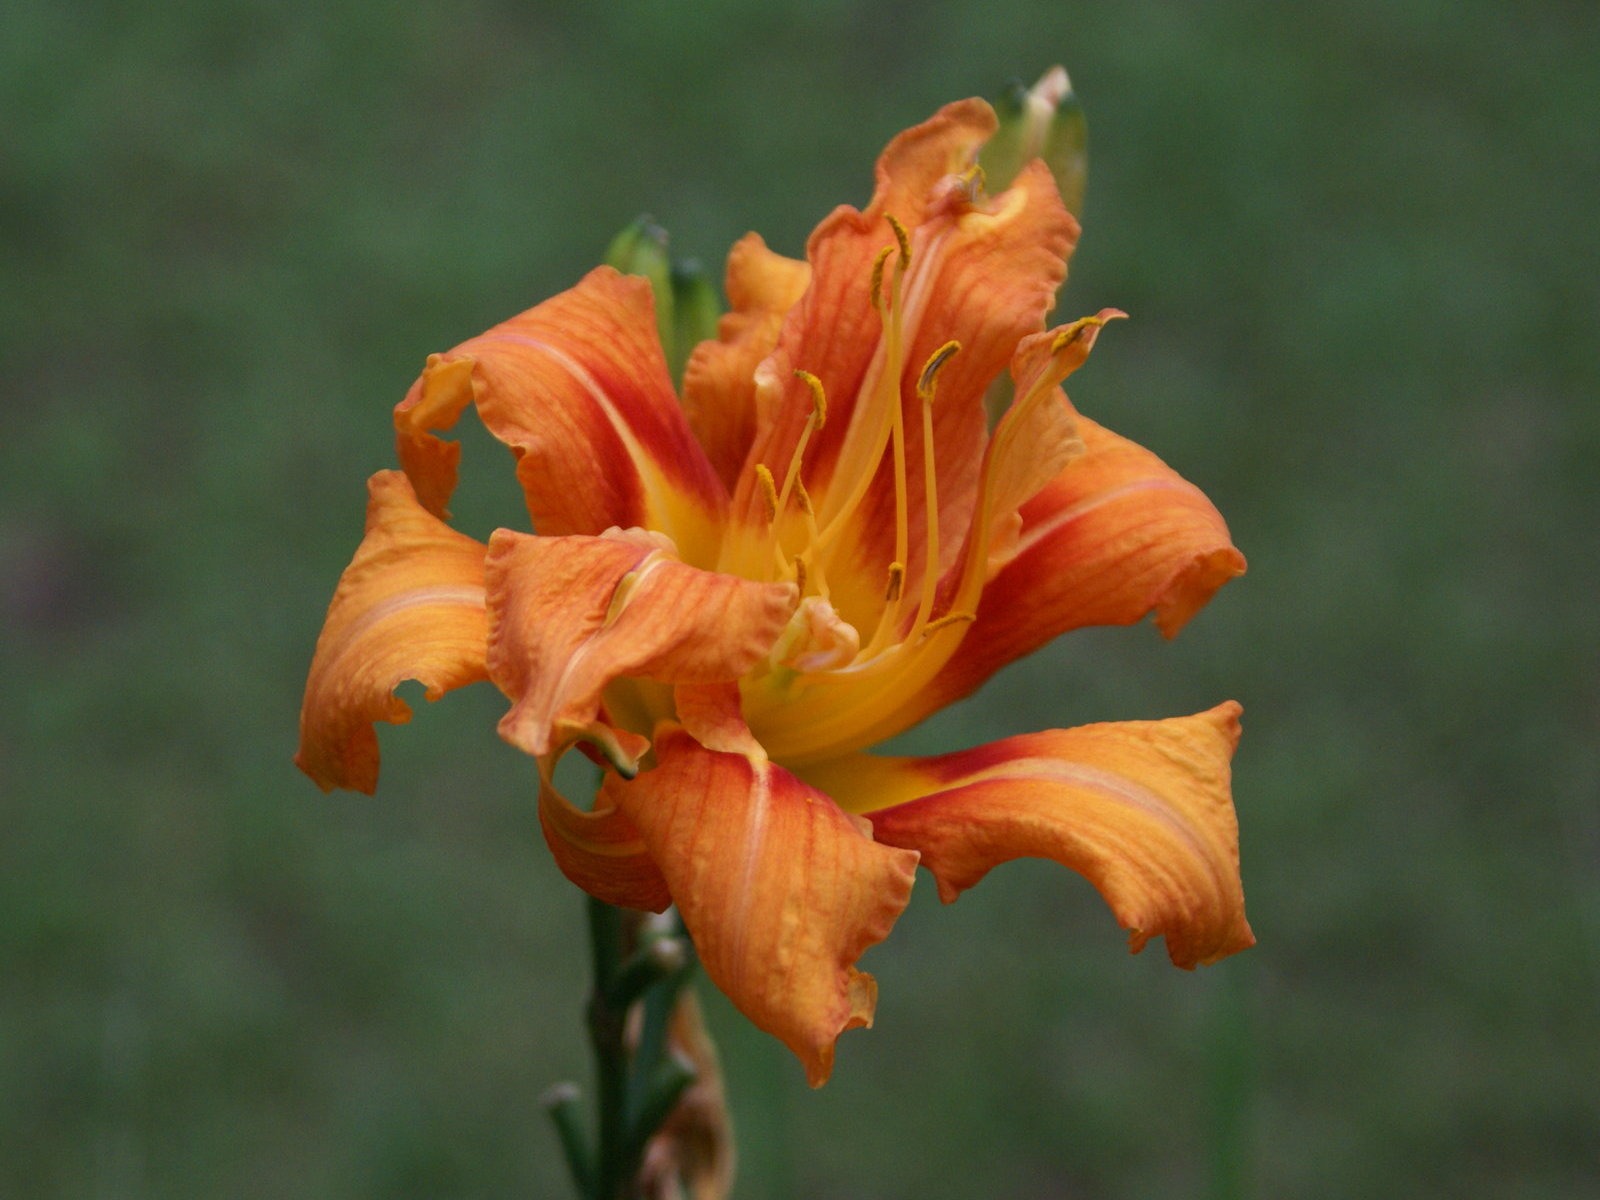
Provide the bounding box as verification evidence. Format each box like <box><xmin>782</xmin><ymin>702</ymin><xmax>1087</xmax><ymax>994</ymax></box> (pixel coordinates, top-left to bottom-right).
<box><xmin>558</xmin><ymin>897</ymin><xmax>700</xmax><ymax>1200</ymax></box>
<box><xmin>586</xmin><ymin>898</ymin><xmax>633</xmax><ymax>1200</ymax></box>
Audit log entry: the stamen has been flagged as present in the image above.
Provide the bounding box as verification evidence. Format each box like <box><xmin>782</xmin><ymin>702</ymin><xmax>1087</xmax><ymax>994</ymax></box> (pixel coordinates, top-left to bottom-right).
<box><xmin>755</xmin><ymin>463</ymin><xmax>779</xmax><ymax>523</ymax></box>
<box><xmin>859</xmin><ymin>556</ymin><xmax>907</xmax><ymax>658</ymax></box>
<box><xmin>884</xmin><ymin>561</ymin><xmax>905</xmax><ymax>603</ymax></box>
<box><xmin>869</xmin><ymin>245</ymin><xmax>894</xmax><ymax>313</ymax></box>
<box><xmin>774</xmin><ymin>372</ymin><xmax>825</xmax><ymax>516</ymax></box>
<box><xmin>911</xmin><ymin>345</ymin><xmax>953</xmax><ymax>632</ymax></box>
<box><xmin>794</xmin><ymin>369</ymin><xmax>827</xmax><ymax>430</ymax></box>
<box><xmin>886</xmin><ymin>214</ymin><xmax>912</xmax><ymax>268</ymax></box>
<box><xmin>920</xmin><ymin>610</ymin><xmax>975</xmax><ymax>639</ymax></box>
<box><xmin>960</xmin><ymin>162</ymin><xmax>987</xmax><ymax>195</ymax></box>
<box><xmin>1051</xmin><ymin>313</ymin><xmax>1107</xmax><ymax>355</ymax></box>
<box><xmin>793</xmin><ymin>556</ymin><xmax>807</xmax><ymax>597</ymax></box>
<box><xmin>917</xmin><ymin>339</ymin><xmax>962</xmax><ymax>401</ymax></box>
<box><xmin>794</xmin><ymin>476</ymin><xmax>814</xmax><ymax>517</ymax></box>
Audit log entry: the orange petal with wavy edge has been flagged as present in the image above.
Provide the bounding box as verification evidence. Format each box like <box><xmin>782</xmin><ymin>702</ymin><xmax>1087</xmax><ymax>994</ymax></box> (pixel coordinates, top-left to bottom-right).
<box><xmin>605</xmin><ymin>724</ymin><xmax>919</xmax><ymax>1086</ymax></box>
<box><xmin>818</xmin><ymin>161</ymin><xmax>1080</xmax><ymax>623</ymax></box>
<box><xmin>394</xmin><ymin>267</ymin><xmax>728</xmax><ymax>566</ymax></box>
<box><xmin>730</xmin><ymin>101</ymin><xmax>999</xmax><ymax>530</ymax></box>
<box><xmin>295</xmin><ymin>471</ymin><xmax>488</xmax><ymax>793</ymax></box>
<box><xmin>915</xmin><ymin>413</ymin><xmax>1246</xmax><ymax>721</ymax></box>
<box><xmin>485</xmin><ymin>530</ymin><xmax>795</xmax><ymax>768</ymax></box>
<box><xmin>537</xmin><ymin>775</ymin><xmax>670</xmax><ymax>912</ymax></box>
<box><xmin>683</xmin><ymin>233</ymin><xmax>811</xmax><ymax>491</ymax></box>
<box><xmin>812</xmin><ymin>703</ymin><xmax>1252</xmax><ymax>968</ymax></box>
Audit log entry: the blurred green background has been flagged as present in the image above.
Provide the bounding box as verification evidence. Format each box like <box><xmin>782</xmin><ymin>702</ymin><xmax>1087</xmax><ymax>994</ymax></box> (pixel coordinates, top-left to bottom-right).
<box><xmin>5</xmin><ymin>1</ymin><xmax>1596</xmax><ymax>1196</ymax></box>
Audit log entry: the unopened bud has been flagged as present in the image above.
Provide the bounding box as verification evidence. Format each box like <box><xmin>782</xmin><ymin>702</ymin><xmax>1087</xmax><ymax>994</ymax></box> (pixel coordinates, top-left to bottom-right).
<box><xmin>605</xmin><ymin>218</ymin><xmax>725</xmax><ymax>385</ymax></box>
<box><xmin>670</xmin><ymin>259</ymin><xmax>721</xmax><ymax>381</ymax></box>
<box><xmin>980</xmin><ymin>66</ymin><xmax>1088</xmax><ymax>217</ymax></box>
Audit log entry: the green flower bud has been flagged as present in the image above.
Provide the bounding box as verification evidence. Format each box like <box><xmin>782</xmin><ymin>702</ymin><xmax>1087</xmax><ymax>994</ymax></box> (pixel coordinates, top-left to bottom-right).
<box><xmin>604</xmin><ymin>218</ymin><xmax>724</xmax><ymax>386</ymax></box>
<box><xmin>669</xmin><ymin>259</ymin><xmax>721</xmax><ymax>383</ymax></box>
<box><xmin>980</xmin><ymin>66</ymin><xmax>1088</xmax><ymax>218</ymax></box>
<box><xmin>604</xmin><ymin>215</ymin><xmax>674</xmax><ymax>345</ymax></box>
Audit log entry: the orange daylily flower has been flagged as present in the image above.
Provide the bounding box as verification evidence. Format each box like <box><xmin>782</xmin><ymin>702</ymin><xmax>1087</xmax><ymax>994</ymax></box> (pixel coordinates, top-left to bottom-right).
<box><xmin>297</xmin><ymin>95</ymin><xmax>1252</xmax><ymax>1086</ymax></box>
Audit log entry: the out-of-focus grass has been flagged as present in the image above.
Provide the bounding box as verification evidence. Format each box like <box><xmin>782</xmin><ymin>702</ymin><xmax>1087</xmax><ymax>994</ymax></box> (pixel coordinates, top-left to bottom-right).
<box><xmin>4</xmin><ymin>1</ymin><xmax>1596</xmax><ymax>1196</ymax></box>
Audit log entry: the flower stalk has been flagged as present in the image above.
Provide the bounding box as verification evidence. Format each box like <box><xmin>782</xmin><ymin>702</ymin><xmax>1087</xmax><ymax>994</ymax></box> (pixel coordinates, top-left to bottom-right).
<box><xmin>545</xmin><ymin>898</ymin><xmax>705</xmax><ymax>1200</ymax></box>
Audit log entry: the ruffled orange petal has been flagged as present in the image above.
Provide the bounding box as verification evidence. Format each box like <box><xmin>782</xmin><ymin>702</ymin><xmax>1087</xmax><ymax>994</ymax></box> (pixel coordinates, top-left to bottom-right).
<box><xmin>295</xmin><ymin>471</ymin><xmax>488</xmax><ymax>793</ymax></box>
<box><xmin>485</xmin><ymin>530</ymin><xmax>795</xmax><ymax>770</ymax></box>
<box><xmin>393</xmin><ymin>267</ymin><xmax>728</xmax><ymax>566</ymax></box>
<box><xmin>729</xmin><ymin>101</ymin><xmax>999</xmax><ymax>531</ymax></box>
<box><xmin>921</xmin><ymin>413</ymin><xmax>1246</xmax><ymax>719</ymax></box>
<box><xmin>810</xmin><ymin>703</ymin><xmax>1253</xmax><ymax>968</ymax></box>
<box><xmin>605</xmin><ymin>724</ymin><xmax>919</xmax><ymax>1086</ymax></box>
<box><xmin>818</xmin><ymin>160</ymin><xmax>1079</xmax><ymax>621</ymax></box>
<box><xmin>537</xmin><ymin>771</ymin><xmax>670</xmax><ymax>912</ymax></box>
<box><xmin>682</xmin><ymin>233</ymin><xmax>811</xmax><ymax>492</ymax></box>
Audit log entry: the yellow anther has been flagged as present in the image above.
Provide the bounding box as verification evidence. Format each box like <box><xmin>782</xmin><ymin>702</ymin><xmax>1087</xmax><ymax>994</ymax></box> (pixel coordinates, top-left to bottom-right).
<box><xmin>794</xmin><ymin>476</ymin><xmax>814</xmax><ymax>517</ymax></box>
<box><xmin>886</xmin><ymin>214</ymin><xmax>912</xmax><ymax>268</ymax></box>
<box><xmin>794</xmin><ymin>369</ymin><xmax>827</xmax><ymax>430</ymax></box>
<box><xmin>869</xmin><ymin>245</ymin><xmax>894</xmax><ymax>312</ymax></box>
<box><xmin>884</xmin><ymin>561</ymin><xmax>905</xmax><ymax>603</ymax></box>
<box><xmin>920</xmin><ymin>610</ymin><xmax>975</xmax><ymax>639</ymax></box>
<box><xmin>960</xmin><ymin>162</ymin><xmax>987</xmax><ymax>196</ymax></box>
<box><xmin>793</xmin><ymin>556</ymin><xmax>807</xmax><ymax>596</ymax></box>
<box><xmin>755</xmin><ymin>463</ymin><xmax>779</xmax><ymax>522</ymax></box>
<box><xmin>1051</xmin><ymin>314</ymin><xmax>1105</xmax><ymax>355</ymax></box>
<box><xmin>917</xmin><ymin>339</ymin><xmax>962</xmax><ymax>401</ymax></box>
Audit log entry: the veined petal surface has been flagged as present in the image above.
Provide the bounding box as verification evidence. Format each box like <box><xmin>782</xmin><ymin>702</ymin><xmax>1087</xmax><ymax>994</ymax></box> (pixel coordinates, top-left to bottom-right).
<box><xmin>811</xmin><ymin>703</ymin><xmax>1253</xmax><ymax>968</ymax></box>
<box><xmin>485</xmin><ymin>530</ymin><xmax>795</xmax><ymax>767</ymax></box>
<box><xmin>394</xmin><ymin>267</ymin><xmax>728</xmax><ymax>565</ymax></box>
<box><xmin>606</xmin><ymin>725</ymin><xmax>919</xmax><ymax>1086</ymax></box>
<box><xmin>295</xmin><ymin>471</ymin><xmax>488</xmax><ymax>793</ymax></box>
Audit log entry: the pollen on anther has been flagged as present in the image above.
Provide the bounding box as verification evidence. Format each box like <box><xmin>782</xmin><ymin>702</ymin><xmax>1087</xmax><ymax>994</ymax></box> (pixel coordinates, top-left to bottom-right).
<box><xmin>794</xmin><ymin>476</ymin><xmax>815</xmax><ymax>517</ymax></box>
<box><xmin>886</xmin><ymin>214</ymin><xmax>912</xmax><ymax>268</ymax></box>
<box><xmin>884</xmin><ymin>561</ymin><xmax>905</xmax><ymax>603</ymax></box>
<box><xmin>917</xmin><ymin>340</ymin><xmax>962</xmax><ymax>400</ymax></box>
<box><xmin>793</xmin><ymin>557</ymin><xmax>807</xmax><ymax>596</ymax></box>
<box><xmin>1051</xmin><ymin>316</ymin><xmax>1101</xmax><ymax>355</ymax></box>
<box><xmin>755</xmin><ymin>464</ymin><xmax>779</xmax><ymax>522</ymax></box>
<box><xmin>794</xmin><ymin>369</ymin><xmax>827</xmax><ymax>430</ymax></box>
<box><xmin>920</xmin><ymin>610</ymin><xmax>975</xmax><ymax>638</ymax></box>
<box><xmin>869</xmin><ymin>246</ymin><xmax>894</xmax><ymax>312</ymax></box>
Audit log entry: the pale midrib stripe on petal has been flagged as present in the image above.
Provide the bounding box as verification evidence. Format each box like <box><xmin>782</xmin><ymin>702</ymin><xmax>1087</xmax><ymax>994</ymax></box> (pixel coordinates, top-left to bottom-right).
<box><xmin>727</xmin><ymin>764</ymin><xmax>772</xmax><ymax>991</ymax></box>
<box><xmin>533</xmin><ymin>551</ymin><xmax>668</xmax><ymax>746</ymax></box>
<box><xmin>329</xmin><ymin>584</ymin><xmax>486</xmax><ymax>665</ymax></box>
<box><xmin>1014</xmin><ymin>477</ymin><xmax>1202</xmax><ymax>559</ymax></box>
<box><xmin>944</xmin><ymin>755</ymin><xmax>1216</xmax><ymax>869</ymax></box>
